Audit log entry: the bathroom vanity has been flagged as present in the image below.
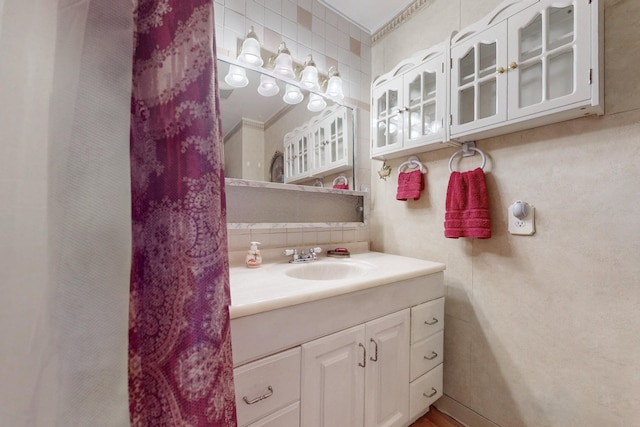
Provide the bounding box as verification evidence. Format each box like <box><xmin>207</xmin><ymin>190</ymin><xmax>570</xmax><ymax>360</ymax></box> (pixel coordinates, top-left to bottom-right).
<box><xmin>229</xmin><ymin>249</ymin><xmax>446</xmax><ymax>427</ymax></box>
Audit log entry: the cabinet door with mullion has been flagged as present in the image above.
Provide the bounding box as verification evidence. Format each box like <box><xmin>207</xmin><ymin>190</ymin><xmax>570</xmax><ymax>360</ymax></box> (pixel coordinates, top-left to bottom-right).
<box><xmin>507</xmin><ymin>0</ymin><xmax>592</xmax><ymax>120</ymax></box>
<box><xmin>450</xmin><ymin>21</ymin><xmax>508</xmax><ymax>138</ymax></box>
<box><xmin>372</xmin><ymin>78</ymin><xmax>404</xmax><ymax>156</ymax></box>
<box><xmin>402</xmin><ymin>54</ymin><xmax>446</xmax><ymax>149</ymax></box>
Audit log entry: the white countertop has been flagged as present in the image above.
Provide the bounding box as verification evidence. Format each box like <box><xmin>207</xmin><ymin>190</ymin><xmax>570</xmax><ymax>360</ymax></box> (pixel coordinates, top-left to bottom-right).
<box><xmin>229</xmin><ymin>250</ymin><xmax>446</xmax><ymax>319</ymax></box>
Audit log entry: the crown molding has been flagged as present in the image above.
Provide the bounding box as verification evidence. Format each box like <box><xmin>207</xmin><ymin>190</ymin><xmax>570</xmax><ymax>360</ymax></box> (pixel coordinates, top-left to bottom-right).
<box><xmin>372</xmin><ymin>0</ymin><xmax>434</xmax><ymax>44</ymax></box>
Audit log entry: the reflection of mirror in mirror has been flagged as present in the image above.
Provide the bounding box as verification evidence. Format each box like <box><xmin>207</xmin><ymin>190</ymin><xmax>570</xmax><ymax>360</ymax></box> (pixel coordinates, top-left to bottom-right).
<box><xmin>218</xmin><ymin>58</ymin><xmax>356</xmax><ymax>189</ymax></box>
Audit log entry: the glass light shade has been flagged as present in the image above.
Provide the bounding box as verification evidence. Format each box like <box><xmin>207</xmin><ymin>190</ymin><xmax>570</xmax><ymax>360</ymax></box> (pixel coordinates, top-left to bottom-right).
<box><xmin>224</xmin><ymin>64</ymin><xmax>249</xmax><ymax>88</ymax></box>
<box><xmin>300</xmin><ymin>65</ymin><xmax>319</xmax><ymax>90</ymax></box>
<box><xmin>238</xmin><ymin>37</ymin><xmax>263</xmax><ymax>66</ymax></box>
<box><xmin>273</xmin><ymin>53</ymin><xmax>295</xmax><ymax>79</ymax></box>
<box><xmin>257</xmin><ymin>74</ymin><xmax>280</xmax><ymax>97</ymax></box>
<box><xmin>326</xmin><ymin>75</ymin><xmax>344</xmax><ymax>101</ymax></box>
<box><xmin>283</xmin><ymin>84</ymin><xmax>303</xmax><ymax>104</ymax></box>
<box><xmin>307</xmin><ymin>93</ymin><xmax>327</xmax><ymax>112</ymax></box>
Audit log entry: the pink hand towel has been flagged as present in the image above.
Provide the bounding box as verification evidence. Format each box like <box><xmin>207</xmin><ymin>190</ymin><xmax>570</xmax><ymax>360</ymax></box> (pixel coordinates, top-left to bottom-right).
<box><xmin>333</xmin><ymin>183</ymin><xmax>349</xmax><ymax>189</ymax></box>
<box><xmin>444</xmin><ymin>167</ymin><xmax>491</xmax><ymax>238</ymax></box>
<box><xmin>396</xmin><ymin>170</ymin><xmax>425</xmax><ymax>201</ymax></box>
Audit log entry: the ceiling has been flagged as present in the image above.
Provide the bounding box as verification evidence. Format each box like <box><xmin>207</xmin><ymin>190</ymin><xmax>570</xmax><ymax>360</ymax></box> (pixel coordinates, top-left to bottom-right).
<box><xmin>318</xmin><ymin>0</ymin><xmax>415</xmax><ymax>33</ymax></box>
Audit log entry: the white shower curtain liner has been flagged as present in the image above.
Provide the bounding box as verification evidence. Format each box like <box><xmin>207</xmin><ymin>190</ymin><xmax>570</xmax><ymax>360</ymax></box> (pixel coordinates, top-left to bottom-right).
<box><xmin>1</xmin><ymin>0</ymin><xmax>133</xmax><ymax>425</ymax></box>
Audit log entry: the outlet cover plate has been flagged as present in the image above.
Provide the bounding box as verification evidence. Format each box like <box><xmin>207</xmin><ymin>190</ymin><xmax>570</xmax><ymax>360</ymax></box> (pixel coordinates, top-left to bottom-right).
<box><xmin>508</xmin><ymin>204</ymin><xmax>535</xmax><ymax>235</ymax></box>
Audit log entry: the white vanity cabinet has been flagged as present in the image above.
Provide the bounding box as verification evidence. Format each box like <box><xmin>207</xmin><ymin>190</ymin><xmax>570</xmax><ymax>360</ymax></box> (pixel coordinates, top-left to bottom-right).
<box><xmin>371</xmin><ymin>45</ymin><xmax>450</xmax><ymax>160</ymax></box>
<box><xmin>408</xmin><ymin>298</ymin><xmax>445</xmax><ymax>421</ymax></box>
<box><xmin>234</xmin><ymin>347</ymin><xmax>301</xmax><ymax>427</ymax></box>
<box><xmin>450</xmin><ymin>0</ymin><xmax>602</xmax><ymax>141</ymax></box>
<box><xmin>301</xmin><ymin>309</ymin><xmax>410</xmax><ymax>427</ymax></box>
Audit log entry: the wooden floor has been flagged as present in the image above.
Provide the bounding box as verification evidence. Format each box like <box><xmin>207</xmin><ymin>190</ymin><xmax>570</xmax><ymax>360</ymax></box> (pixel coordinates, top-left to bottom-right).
<box><xmin>410</xmin><ymin>407</ymin><xmax>465</xmax><ymax>427</ymax></box>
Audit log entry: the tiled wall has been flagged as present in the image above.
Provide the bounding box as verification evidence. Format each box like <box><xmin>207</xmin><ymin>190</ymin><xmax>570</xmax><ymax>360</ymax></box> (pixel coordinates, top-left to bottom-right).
<box><xmin>214</xmin><ymin>0</ymin><xmax>372</xmax><ymax>251</ymax></box>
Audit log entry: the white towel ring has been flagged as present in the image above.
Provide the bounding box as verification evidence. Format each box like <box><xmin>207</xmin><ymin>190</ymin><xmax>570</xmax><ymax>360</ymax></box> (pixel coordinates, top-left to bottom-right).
<box><xmin>332</xmin><ymin>175</ymin><xmax>348</xmax><ymax>186</ymax></box>
<box><xmin>398</xmin><ymin>156</ymin><xmax>426</xmax><ymax>174</ymax></box>
<box><xmin>448</xmin><ymin>147</ymin><xmax>486</xmax><ymax>173</ymax></box>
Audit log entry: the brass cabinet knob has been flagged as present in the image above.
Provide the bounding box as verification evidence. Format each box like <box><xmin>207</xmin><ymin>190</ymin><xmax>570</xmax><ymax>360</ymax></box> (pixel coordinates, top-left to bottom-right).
<box><xmin>509</xmin><ymin>62</ymin><xmax>518</xmax><ymax>70</ymax></box>
<box><xmin>496</xmin><ymin>66</ymin><xmax>505</xmax><ymax>74</ymax></box>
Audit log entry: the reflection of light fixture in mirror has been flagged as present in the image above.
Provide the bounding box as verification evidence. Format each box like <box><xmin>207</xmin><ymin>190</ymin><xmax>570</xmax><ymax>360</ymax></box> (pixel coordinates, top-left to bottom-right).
<box><xmin>273</xmin><ymin>42</ymin><xmax>295</xmax><ymax>79</ymax></box>
<box><xmin>325</xmin><ymin>66</ymin><xmax>344</xmax><ymax>101</ymax></box>
<box><xmin>224</xmin><ymin>64</ymin><xmax>249</xmax><ymax>88</ymax></box>
<box><xmin>300</xmin><ymin>55</ymin><xmax>319</xmax><ymax>90</ymax></box>
<box><xmin>238</xmin><ymin>26</ymin><xmax>263</xmax><ymax>66</ymax></box>
<box><xmin>257</xmin><ymin>56</ymin><xmax>280</xmax><ymax>97</ymax></box>
<box><xmin>258</xmin><ymin>74</ymin><xmax>280</xmax><ymax>97</ymax></box>
<box><xmin>307</xmin><ymin>93</ymin><xmax>327</xmax><ymax>112</ymax></box>
<box><xmin>283</xmin><ymin>84</ymin><xmax>303</xmax><ymax>104</ymax></box>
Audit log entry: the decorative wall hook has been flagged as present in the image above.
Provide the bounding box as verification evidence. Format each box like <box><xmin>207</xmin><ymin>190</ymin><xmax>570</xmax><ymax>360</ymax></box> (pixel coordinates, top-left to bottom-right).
<box><xmin>378</xmin><ymin>161</ymin><xmax>392</xmax><ymax>180</ymax></box>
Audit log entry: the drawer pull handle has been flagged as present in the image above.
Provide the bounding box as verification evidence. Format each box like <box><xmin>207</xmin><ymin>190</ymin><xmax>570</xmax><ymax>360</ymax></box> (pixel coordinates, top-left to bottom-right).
<box><xmin>358</xmin><ymin>343</ymin><xmax>367</xmax><ymax>367</ymax></box>
<box><xmin>243</xmin><ymin>386</ymin><xmax>274</xmax><ymax>405</ymax></box>
<box><xmin>423</xmin><ymin>387</ymin><xmax>438</xmax><ymax>398</ymax></box>
<box><xmin>424</xmin><ymin>351</ymin><xmax>438</xmax><ymax>361</ymax></box>
<box><xmin>370</xmin><ymin>338</ymin><xmax>378</xmax><ymax>362</ymax></box>
<box><xmin>424</xmin><ymin>317</ymin><xmax>439</xmax><ymax>326</ymax></box>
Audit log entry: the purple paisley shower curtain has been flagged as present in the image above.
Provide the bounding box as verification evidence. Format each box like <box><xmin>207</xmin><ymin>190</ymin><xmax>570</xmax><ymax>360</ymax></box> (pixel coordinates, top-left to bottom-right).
<box><xmin>128</xmin><ymin>0</ymin><xmax>237</xmax><ymax>425</ymax></box>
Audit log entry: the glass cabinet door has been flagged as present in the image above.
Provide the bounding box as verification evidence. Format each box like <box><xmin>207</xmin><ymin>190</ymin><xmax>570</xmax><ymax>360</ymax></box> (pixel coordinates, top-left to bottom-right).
<box><xmin>329</xmin><ymin>113</ymin><xmax>346</xmax><ymax>164</ymax></box>
<box><xmin>450</xmin><ymin>22</ymin><xmax>508</xmax><ymax>136</ymax></box>
<box><xmin>508</xmin><ymin>0</ymin><xmax>591</xmax><ymax>119</ymax></box>
<box><xmin>372</xmin><ymin>79</ymin><xmax>403</xmax><ymax>154</ymax></box>
<box><xmin>402</xmin><ymin>55</ymin><xmax>445</xmax><ymax>147</ymax></box>
<box><xmin>311</xmin><ymin>123</ymin><xmax>327</xmax><ymax>170</ymax></box>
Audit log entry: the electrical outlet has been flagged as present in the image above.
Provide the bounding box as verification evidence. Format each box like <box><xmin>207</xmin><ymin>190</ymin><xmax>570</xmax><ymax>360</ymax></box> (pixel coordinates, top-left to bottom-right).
<box><xmin>508</xmin><ymin>203</ymin><xmax>535</xmax><ymax>235</ymax></box>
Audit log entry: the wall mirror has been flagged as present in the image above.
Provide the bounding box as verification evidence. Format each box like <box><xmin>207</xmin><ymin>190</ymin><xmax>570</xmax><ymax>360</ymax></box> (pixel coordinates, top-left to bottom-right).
<box><xmin>218</xmin><ymin>57</ymin><xmax>357</xmax><ymax>190</ymax></box>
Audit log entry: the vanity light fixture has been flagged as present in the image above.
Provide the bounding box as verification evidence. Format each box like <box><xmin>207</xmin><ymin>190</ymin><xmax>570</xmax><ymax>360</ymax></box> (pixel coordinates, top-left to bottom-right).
<box><xmin>300</xmin><ymin>55</ymin><xmax>320</xmax><ymax>90</ymax></box>
<box><xmin>238</xmin><ymin>26</ymin><xmax>264</xmax><ymax>66</ymax></box>
<box><xmin>325</xmin><ymin>66</ymin><xmax>344</xmax><ymax>101</ymax></box>
<box><xmin>224</xmin><ymin>64</ymin><xmax>249</xmax><ymax>88</ymax></box>
<box><xmin>283</xmin><ymin>84</ymin><xmax>304</xmax><ymax>104</ymax></box>
<box><xmin>273</xmin><ymin>42</ymin><xmax>296</xmax><ymax>80</ymax></box>
<box><xmin>307</xmin><ymin>93</ymin><xmax>327</xmax><ymax>112</ymax></box>
<box><xmin>257</xmin><ymin>56</ymin><xmax>280</xmax><ymax>97</ymax></box>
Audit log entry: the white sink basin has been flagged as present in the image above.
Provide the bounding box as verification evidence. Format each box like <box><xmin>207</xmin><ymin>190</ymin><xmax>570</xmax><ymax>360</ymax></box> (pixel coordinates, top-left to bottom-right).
<box><xmin>284</xmin><ymin>260</ymin><xmax>370</xmax><ymax>280</ymax></box>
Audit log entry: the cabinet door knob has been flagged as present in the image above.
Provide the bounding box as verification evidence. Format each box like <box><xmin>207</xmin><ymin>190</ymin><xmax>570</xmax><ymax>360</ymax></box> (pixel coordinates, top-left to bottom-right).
<box><xmin>509</xmin><ymin>62</ymin><xmax>518</xmax><ymax>70</ymax></box>
<box><xmin>242</xmin><ymin>386</ymin><xmax>274</xmax><ymax>405</ymax></box>
<box><xmin>424</xmin><ymin>317</ymin><xmax>439</xmax><ymax>326</ymax></box>
<box><xmin>369</xmin><ymin>338</ymin><xmax>379</xmax><ymax>362</ymax></box>
<box><xmin>358</xmin><ymin>343</ymin><xmax>367</xmax><ymax>368</ymax></box>
<box><xmin>496</xmin><ymin>66</ymin><xmax>505</xmax><ymax>74</ymax></box>
<box><xmin>423</xmin><ymin>387</ymin><xmax>438</xmax><ymax>398</ymax></box>
<box><xmin>424</xmin><ymin>351</ymin><xmax>438</xmax><ymax>361</ymax></box>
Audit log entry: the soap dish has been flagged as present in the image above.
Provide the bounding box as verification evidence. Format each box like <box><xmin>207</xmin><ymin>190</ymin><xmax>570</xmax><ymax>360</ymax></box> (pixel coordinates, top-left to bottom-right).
<box><xmin>327</xmin><ymin>248</ymin><xmax>351</xmax><ymax>258</ymax></box>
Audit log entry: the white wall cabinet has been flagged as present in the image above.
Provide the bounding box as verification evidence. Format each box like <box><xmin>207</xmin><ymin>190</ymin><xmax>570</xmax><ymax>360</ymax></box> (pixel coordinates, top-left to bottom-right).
<box><xmin>284</xmin><ymin>104</ymin><xmax>353</xmax><ymax>184</ymax></box>
<box><xmin>450</xmin><ymin>0</ymin><xmax>602</xmax><ymax>141</ymax></box>
<box><xmin>371</xmin><ymin>45</ymin><xmax>450</xmax><ymax>160</ymax></box>
<box><xmin>301</xmin><ymin>309</ymin><xmax>410</xmax><ymax>427</ymax></box>
<box><xmin>370</xmin><ymin>0</ymin><xmax>602</xmax><ymax>155</ymax></box>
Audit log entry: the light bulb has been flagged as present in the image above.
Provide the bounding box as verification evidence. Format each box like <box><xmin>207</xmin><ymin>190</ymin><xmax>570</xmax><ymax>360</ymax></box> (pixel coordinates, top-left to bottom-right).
<box><xmin>224</xmin><ymin>64</ymin><xmax>249</xmax><ymax>88</ymax></box>
<box><xmin>283</xmin><ymin>84</ymin><xmax>303</xmax><ymax>104</ymax></box>
<box><xmin>307</xmin><ymin>93</ymin><xmax>327</xmax><ymax>112</ymax></box>
<box><xmin>258</xmin><ymin>74</ymin><xmax>280</xmax><ymax>97</ymax></box>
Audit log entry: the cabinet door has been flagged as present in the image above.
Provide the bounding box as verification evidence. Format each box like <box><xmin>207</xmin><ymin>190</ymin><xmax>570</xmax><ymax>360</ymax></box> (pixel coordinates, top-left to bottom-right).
<box><xmin>365</xmin><ymin>310</ymin><xmax>410</xmax><ymax>427</ymax></box>
<box><xmin>301</xmin><ymin>325</ymin><xmax>366</xmax><ymax>427</ymax></box>
<box><xmin>507</xmin><ymin>0</ymin><xmax>592</xmax><ymax>120</ymax></box>
<box><xmin>327</xmin><ymin>109</ymin><xmax>348</xmax><ymax>167</ymax></box>
<box><xmin>402</xmin><ymin>55</ymin><xmax>446</xmax><ymax>148</ymax></box>
<box><xmin>372</xmin><ymin>78</ymin><xmax>404</xmax><ymax>156</ymax></box>
<box><xmin>311</xmin><ymin>122</ymin><xmax>328</xmax><ymax>171</ymax></box>
<box><xmin>283</xmin><ymin>135</ymin><xmax>296</xmax><ymax>182</ymax></box>
<box><xmin>450</xmin><ymin>21</ymin><xmax>508</xmax><ymax>137</ymax></box>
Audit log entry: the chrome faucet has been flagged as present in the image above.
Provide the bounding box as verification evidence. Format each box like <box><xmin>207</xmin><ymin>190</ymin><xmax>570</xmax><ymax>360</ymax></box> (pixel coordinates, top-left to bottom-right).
<box><xmin>283</xmin><ymin>247</ymin><xmax>322</xmax><ymax>263</ymax></box>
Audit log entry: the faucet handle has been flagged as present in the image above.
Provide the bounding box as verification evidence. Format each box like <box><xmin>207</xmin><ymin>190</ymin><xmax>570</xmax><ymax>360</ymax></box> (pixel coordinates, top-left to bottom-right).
<box><xmin>310</xmin><ymin>247</ymin><xmax>322</xmax><ymax>254</ymax></box>
<box><xmin>283</xmin><ymin>249</ymin><xmax>297</xmax><ymax>256</ymax></box>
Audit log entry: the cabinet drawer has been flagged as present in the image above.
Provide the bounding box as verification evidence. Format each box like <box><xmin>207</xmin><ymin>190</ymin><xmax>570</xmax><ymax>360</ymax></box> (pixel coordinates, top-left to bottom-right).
<box><xmin>411</xmin><ymin>298</ymin><xmax>444</xmax><ymax>343</ymax></box>
<box><xmin>409</xmin><ymin>363</ymin><xmax>443</xmax><ymax>420</ymax></box>
<box><xmin>246</xmin><ymin>402</ymin><xmax>299</xmax><ymax>427</ymax></box>
<box><xmin>234</xmin><ymin>347</ymin><xmax>301</xmax><ymax>427</ymax></box>
<box><xmin>410</xmin><ymin>331</ymin><xmax>444</xmax><ymax>381</ymax></box>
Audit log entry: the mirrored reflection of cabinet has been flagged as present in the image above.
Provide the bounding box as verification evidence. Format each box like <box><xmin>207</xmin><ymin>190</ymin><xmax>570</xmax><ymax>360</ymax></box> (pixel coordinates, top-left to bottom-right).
<box><xmin>371</xmin><ymin>45</ymin><xmax>451</xmax><ymax>160</ymax></box>
<box><xmin>284</xmin><ymin>105</ymin><xmax>353</xmax><ymax>184</ymax></box>
<box><xmin>450</xmin><ymin>0</ymin><xmax>602</xmax><ymax>141</ymax></box>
